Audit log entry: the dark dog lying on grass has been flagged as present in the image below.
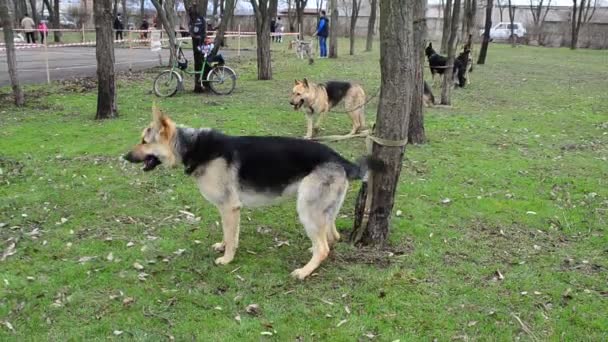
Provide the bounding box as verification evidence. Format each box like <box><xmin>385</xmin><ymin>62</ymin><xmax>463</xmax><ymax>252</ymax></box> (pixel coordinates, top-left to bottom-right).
<box><xmin>124</xmin><ymin>104</ymin><xmax>384</xmax><ymax>280</ymax></box>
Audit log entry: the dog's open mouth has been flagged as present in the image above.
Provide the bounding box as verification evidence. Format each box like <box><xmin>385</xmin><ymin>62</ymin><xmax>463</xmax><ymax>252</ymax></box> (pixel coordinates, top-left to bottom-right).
<box><xmin>143</xmin><ymin>155</ymin><xmax>162</xmax><ymax>172</ymax></box>
<box><xmin>293</xmin><ymin>99</ymin><xmax>304</xmax><ymax>110</ymax></box>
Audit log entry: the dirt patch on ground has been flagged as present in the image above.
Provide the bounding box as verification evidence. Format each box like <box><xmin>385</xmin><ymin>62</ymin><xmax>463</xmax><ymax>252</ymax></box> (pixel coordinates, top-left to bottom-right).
<box><xmin>333</xmin><ymin>238</ymin><xmax>414</xmax><ymax>268</ymax></box>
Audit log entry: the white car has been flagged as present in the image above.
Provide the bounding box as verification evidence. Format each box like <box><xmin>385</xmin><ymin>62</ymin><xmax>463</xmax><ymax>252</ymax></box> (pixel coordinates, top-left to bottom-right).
<box><xmin>480</xmin><ymin>22</ymin><xmax>526</xmax><ymax>41</ymax></box>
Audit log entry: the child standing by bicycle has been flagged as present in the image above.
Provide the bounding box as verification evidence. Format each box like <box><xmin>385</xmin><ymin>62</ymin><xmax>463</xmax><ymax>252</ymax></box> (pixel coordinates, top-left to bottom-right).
<box><xmin>198</xmin><ymin>35</ymin><xmax>225</xmax><ymax>66</ymax></box>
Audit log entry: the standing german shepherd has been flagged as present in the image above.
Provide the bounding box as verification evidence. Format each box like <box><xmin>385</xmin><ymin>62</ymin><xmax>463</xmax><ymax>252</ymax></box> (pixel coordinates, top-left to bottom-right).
<box><xmin>124</xmin><ymin>105</ymin><xmax>384</xmax><ymax>280</ymax></box>
<box><xmin>290</xmin><ymin>79</ymin><xmax>367</xmax><ymax>139</ymax></box>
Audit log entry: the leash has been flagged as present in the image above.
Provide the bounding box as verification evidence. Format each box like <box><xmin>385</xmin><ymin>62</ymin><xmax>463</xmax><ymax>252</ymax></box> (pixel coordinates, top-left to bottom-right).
<box><xmin>327</xmin><ymin>86</ymin><xmax>381</xmax><ymax>114</ymax></box>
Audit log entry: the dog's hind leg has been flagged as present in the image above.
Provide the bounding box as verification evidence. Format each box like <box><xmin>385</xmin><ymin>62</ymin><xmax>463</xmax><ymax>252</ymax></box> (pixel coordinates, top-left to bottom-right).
<box><xmin>292</xmin><ymin>166</ymin><xmax>348</xmax><ymax>279</ymax></box>
<box><xmin>313</xmin><ymin>111</ymin><xmax>326</xmax><ymax>137</ymax></box>
<box><xmin>345</xmin><ymin>88</ymin><xmax>366</xmax><ymax>135</ymax></box>
<box><xmin>214</xmin><ymin>201</ymin><xmax>242</xmax><ymax>265</ymax></box>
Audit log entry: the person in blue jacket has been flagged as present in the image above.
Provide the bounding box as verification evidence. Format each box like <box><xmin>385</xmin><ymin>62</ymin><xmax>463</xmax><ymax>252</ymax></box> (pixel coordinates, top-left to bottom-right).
<box><xmin>313</xmin><ymin>10</ymin><xmax>329</xmax><ymax>58</ymax></box>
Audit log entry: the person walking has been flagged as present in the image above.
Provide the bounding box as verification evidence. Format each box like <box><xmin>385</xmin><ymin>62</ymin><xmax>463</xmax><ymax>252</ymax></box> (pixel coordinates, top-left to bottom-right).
<box><xmin>114</xmin><ymin>13</ymin><xmax>124</xmax><ymax>40</ymax></box>
<box><xmin>270</xmin><ymin>17</ymin><xmax>277</xmax><ymax>43</ymax></box>
<box><xmin>21</xmin><ymin>13</ymin><xmax>36</xmax><ymax>44</ymax></box>
<box><xmin>313</xmin><ymin>10</ymin><xmax>329</xmax><ymax>58</ymax></box>
<box><xmin>38</xmin><ymin>20</ymin><xmax>49</xmax><ymax>44</ymax></box>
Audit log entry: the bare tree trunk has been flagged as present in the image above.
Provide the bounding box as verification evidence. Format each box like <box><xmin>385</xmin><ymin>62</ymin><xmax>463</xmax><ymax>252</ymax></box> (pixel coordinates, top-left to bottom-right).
<box><xmin>286</xmin><ymin>0</ymin><xmax>295</xmax><ymax>31</ymax></box>
<box><xmin>329</xmin><ymin>0</ymin><xmax>338</xmax><ymax>58</ymax></box>
<box><xmin>349</xmin><ymin>0</ymin><xmax>360</xmax><ymax>55</ymax></box>
<box><xmin>28</xmin><ymin>0</ymin><xmax>38</xmax><ymax>24</ymax></box>
<box><xmin>570</xmin><ymin>0</ymin><xmax>596</xmax><ymax>50</ymax></box>
<box><xmin>441</xmin><ymin>0</ymin><xmax>453</xmax><ymax>54</ymax></box>
<box><xmin>295</xmin><ymin>0</ymin><xmax>307</xmax><ymax>39</ymax></box>
<box><xmin>13</xmin><ymin>0</ymin><xmax>26</xmax><ymax>23</ymax></box>
<box><xmin>477</xmin><ymin>0</ymin><xmax>493</xmax><ymax>64</ymax></box>
<box><xmin>350</xmin><ymin>0</ymin><xmax>418</xmax><ymax>246</ymax></box>
<box><xmin>211</xmin><ymin>0</ymin><xmax>235</xmax><ymax>55</ymax></box>
<box><xmin>251</xmin><ymin>0</ymin><xmax>277</xmax><ymax>80</ymax></box>
<box><xmin>213</xmin><ymin>0</ymin><xmax>218</xmax><ymax>14</ymax></box>
<box><xmin>0</xmin><ymin>0</ymin><xmax>25</xmax><ymax>106</ymax></box>
<box><xmin>52</xmin><ymin>0</ymin><xmax>61</xmax><ymax>42</ymax></box>
<box><xmin>94</xmin><ymin>0</ymin><xmax>118</xmax><ymax>119</ymax></box>
<box><xmin>508</xmin><ymin>0</ymin><xmax>516</xmax><ymax>46</ymax></box>
<box><xmin>150</xmin><ymin>0</ymin><xmax>177</xmax><ymax>65</ymax></box>
<box><xmin>497</xmin><ymin>0</ymin><xmax>505</xmax><ymax>21</ymax></box>
<box><xmin>140</xmin><ymin>0</ymin><xmax>145</xmax><ymax>24</ymax></box>
<box><xmin>440</xmin><ymin>0</ymin><xmax>461</xmax><ymax>105</ymax></box>
<box><xmin>409</xmin><ymin>0</ymin><xmax>427</xmax><ymax>144</ymax></box>
<box><xmin>365</xmin><ymin>0</ymin><xmax>377</xmax><ymax>52</ymax></box>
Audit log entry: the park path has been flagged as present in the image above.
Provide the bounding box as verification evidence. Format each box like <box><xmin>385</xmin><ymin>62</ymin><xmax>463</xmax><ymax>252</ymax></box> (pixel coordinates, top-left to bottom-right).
<box><xmin>0</xmin><ymin>47</ymin><xmax>242</xmax><ymax>87</ymax></box>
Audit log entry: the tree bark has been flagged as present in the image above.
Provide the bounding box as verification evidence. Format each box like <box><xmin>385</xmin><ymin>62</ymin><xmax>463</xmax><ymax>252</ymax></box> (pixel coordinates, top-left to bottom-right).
<box><xmin>441</xmin><ymin>0</ymin><xmax>452</xmax><ymax>54</ymax></box>
<box><xmin>570</xmin><ymin>0</ymin><xmax>596</xmax><ymax>50</ymax></box>
<box><xmin>251</xmin><ymin>0</ymin><xmax>277</xmax><ymax>80</ymax></box>
<box><xmin>52</xmin><ymin>0</ymin><xmax>61</xmax><ymax>42</ymax></box>
<box><xmin>329</xmin><ymin>0</ymin><xmax>338</xmax><ymax>58</ymax></box>
<box><xmin>295</xmin><ymin>0</ymin><xmax>307</xmax><ymax>39</ymax></box>
<box><xmin>349</xmin><ymin>0</ymin><xmax>360</xmax><ymax>55</ymax></box>
<box><xmin>211</xmin><ymin>0</ymin><xmax>236</xmax><ymax>55</ymax></box>
<box><xmin>409</xmin><ymin>0</ymin><xmax>427</xmax><ymax>144</ymax></box>
<box><xmin>94</xmin><ymin>0</ymin><xmax>118</xmax><ymax>119</ymax></box>
<box><xmin>350</xmin><ymin>0</ymin><xmax>418</xmax><ymax>247</ymax></box>
<box><xmin>365</xmin><ymin>0</ymin><xmax>377</xmax><ymax>52</ymax></box>
<box><xmin>151</xmin><ymin>0</ymin><xmax>178</xmax><ymax>66</ymax></box>
<box><xmin>0</xmin><ymin>0</ymin><xmax>25</xmax><ymax>106</ymax></box>
<box><xmin>140</xmin><ymin>0</ymin><xmax>145</xmax><ymax>24</ymax></box>
<box><xmin>440</xmin><ymin>0</ymin><xmax>461</xmax><ymax>105</ymax></box>
<box><xmin>13</xmin><ymin>0</ymin><xmax>26</xmax><ymax>23</ymax></box>
<box><xmin>508</xmin><ymin>0</ymin><xmax>516</xmax><ymax>46</ymax></box>
<box><xmin>28</xmin><ymin>0</ymin><xmax>38</xmax><ymax>24</ymax></box>
<box><xmin>477</xmin><ymin>0</ymin><xmax>493</xmax><ymax>64</ymax></box>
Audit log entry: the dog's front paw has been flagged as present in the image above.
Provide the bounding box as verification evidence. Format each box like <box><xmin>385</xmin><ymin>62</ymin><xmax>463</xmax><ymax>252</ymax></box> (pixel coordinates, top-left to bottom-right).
<box><xmin>290</xmin><ymin>268</ymin><xmax>311</xmax><ymax>280</ymax></box>
<box><xmin>303</xmin><ymin>135</ymin><xmax>312</xmax><ymax>140</ymax></box>
<box><xmin>214</xmin><ymin>256</ymin><xmax>233</xmax><ymax>265</ymax></box>
<box><xmin>211</xmin><ymin>242</ymin><xmax>225</xmax><ymax>253</ymax></box>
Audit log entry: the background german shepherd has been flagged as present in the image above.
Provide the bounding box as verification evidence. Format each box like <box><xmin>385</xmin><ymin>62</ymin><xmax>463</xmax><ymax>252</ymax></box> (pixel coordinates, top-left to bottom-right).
<box><xmin>290</xmin><ymin>79</ymin><xmax>367</xmax><ymax>139</ymax></box>
<box><xmin>124</xmin><ymin>105</ymin><xmax>384</xmax><ymax>280</ymax></box>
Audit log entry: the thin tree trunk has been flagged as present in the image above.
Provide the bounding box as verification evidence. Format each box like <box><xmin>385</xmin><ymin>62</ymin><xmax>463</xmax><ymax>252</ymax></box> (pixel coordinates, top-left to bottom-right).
<box><xmin>94</xmin><ymin>0</ymin><xmax>118</xmax><ymax>119</ymax></box>
<box><xmin>329</xmin><ymin>0</ymin><xmax>338</xmax><ymax>58</ymax></box>
<box><xmin>508</xmin><ymin>0</ymin><xmax>515</xmax><ymax>46</ymax></box>
<box><xmin>13</xmin><ymin>0</ymin><xmax>26</xmax><ymax>23</ymax></box>
<box><xmin>365</xmin><ymin>0</ymin><xmax>377</xmax><ymax>52</ymax></box>
<box><xmin>213</xmin><ymin>0</ymin><xmax>218</xmax><ymax>15</ymax></box>
<box><xmin>349</xmin><ymin>0</ymin><xmax>360</xmax><ymax>55</ymax></box>
<box><xmin>441</xmin><ymin>0</ymin><xmax>453</xmax><ymax>54</ymax></box>
<box><xmin>140</xmin><ymin>0</ymin><xmax>145</xmax><ymax>24</ymax></box>
<box><xmin>211</xmin><ymin>0</ymin><xmax>235</xmax><ymax>55</ymax></box>
<box><xmin>251</xmin><ymin>0</ymin><xmax>277</xmax><ymax>80</ymax></box>
<box><xmin>440</xmin><ymin>0</ymin><xmax>461</xmax><ymax>105</ymax></box>
<box><xmin>52</xmin><ymin>0</ymin><xmax>61</xmax><ymax>42</ymax></box>
<box><xmin>409</xmin><ymin>0</ymin><xmax>427</xmax><ymax>144</ymax></box>
<box><xmin>28</xmin><ymin>0</ymin><xmax>38</xmax><ymax>24</ymax></box>
<box><xmin>0</xmin><ymin>0</ymin><xmax>25</xmax><ymax>106</ymax></box>
<box><xmin>150</xmin><ymin>0</ymin><xmax>177</xmax><ymax>66</ymax></box>
<box><xmin>350</xmin><ymin>0</ymin><xmax>418</xmax><ymax>246</ymax></box>
<box><xmin>295</xmin><ymin>0</ymin><xmax>306</xmax><ymax>39</ymax></box>
<box><xmin>477</xmin><ymin>0</ymin><xmax>493</xmax><ymax>64</ymax></box>
<box><xmin>121</xmin><ymin>0</ymin><xmax>128</xmax><ymax>27</ymax></box>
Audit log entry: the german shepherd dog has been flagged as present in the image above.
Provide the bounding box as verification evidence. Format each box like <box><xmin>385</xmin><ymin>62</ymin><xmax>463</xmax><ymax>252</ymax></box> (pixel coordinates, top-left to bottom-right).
<box><xmin>123</xmin><ymin>105</ymin><xmax>384</xmax><ymax>280</ymax></box>
<box><xmin>290</xmin><ymin>79</ymin><xmax>367</xmax><ymax>139</ymax></box>
<box><xmin>289</xmin><ymin>39</ymin><xmax>314</xmax><ymax>65</ymax></box>
<box><xmin>425</xmin><ymin>42</ymin><xmax>470</xmax><ymax>88</ymax></box>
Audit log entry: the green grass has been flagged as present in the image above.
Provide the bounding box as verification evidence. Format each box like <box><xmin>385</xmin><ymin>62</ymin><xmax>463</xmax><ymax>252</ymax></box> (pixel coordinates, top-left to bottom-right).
<box><xmin>1</xmin><ymin>40</ymin><xmax>607</xmax><ymax>340</ymax></box>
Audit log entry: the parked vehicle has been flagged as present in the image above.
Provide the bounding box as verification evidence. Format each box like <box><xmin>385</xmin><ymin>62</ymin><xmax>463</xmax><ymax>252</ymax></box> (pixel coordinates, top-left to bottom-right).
<box><xmin>480</xmin><ymin>22</ymin><xmax>527</xmax><ymax>41</ymax></box>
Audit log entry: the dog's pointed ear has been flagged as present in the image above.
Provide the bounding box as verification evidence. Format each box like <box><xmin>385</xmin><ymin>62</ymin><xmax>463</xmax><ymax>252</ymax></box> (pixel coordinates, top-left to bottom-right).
<box><xmin>294</xmin><ymin>79</ymin><xmax>300</xmax><ymax>85</ymax></box>
<box><xmin>303</xmin><ymin>78</ymin><xmax>309</xmax><ymax>88</ymax></box>
<box><xmin>152</xmin><ymin>102</ymin><xmax>171</xmax><ymax>131</ymax></box>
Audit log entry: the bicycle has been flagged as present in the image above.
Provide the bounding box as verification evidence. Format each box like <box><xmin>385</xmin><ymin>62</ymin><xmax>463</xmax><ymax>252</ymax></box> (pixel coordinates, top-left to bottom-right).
<box><xmin>153</xmin><ymin>40</ymin><xmax>237</xmax><ymax>97</ymax></box>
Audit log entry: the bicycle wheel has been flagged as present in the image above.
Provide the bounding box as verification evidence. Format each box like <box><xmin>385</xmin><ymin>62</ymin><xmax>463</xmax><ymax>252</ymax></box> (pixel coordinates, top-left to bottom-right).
<box><xmin>153</xmin><ymin>70</ymin><xmax>181</xmax><ymax>97</ymax></box>
<box><xmin>207</xmin><ymin>66</ymin><xmax>237</xmax><ymax>95</ymax></box>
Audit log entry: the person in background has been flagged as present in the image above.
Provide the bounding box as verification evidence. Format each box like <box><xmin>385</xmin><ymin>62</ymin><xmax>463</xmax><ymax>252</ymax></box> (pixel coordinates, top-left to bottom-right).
<box><xmin>140</xmin><ymin>18</ymin><xmax>149</xmax><ymax>39</ymax></box>
<box><xmin>21</xmin><ymin>13</ymin><xmax>36</xmax><ymax>44</ymax></box>
<box><xmin>276</xmin><ymin>17</ymin><xmax>284</xmax><ymax>43</ymax></box>
<box><xmin>270</xmin><ymin>17</ymin><xmax>277</xmax><ymax>42</ymax></box>
<box><xmin>114</xmin><ymin>13</ymin><xmax>124</xmax><ymax>40</ymax></box>
<box><xmin>38</xmin><ymin>20</ymin><xmax>48</xmax><ymax>44</ymax></box>
<box><xmin>313</xmin><ymin>10</ymin><xmax>329</xmax><ymax>58</ymax></box>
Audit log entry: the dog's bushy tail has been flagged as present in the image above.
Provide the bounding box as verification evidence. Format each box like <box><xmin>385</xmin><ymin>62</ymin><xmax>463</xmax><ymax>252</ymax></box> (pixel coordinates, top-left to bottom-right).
<box><xmin>342</xmin><ymin>156</ymin><xmax>385</xmax><ymax>181</ymax></box>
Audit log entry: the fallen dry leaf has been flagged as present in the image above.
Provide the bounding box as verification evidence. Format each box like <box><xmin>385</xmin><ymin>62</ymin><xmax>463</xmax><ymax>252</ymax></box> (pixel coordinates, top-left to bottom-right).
<box><xmin>126</xmin><ymin>241</ymin><xmax>135</xmax><ymax>248</ymax></box>
<box><xmin>133</xmin><ymin>262</ymin><xmax>144</xmax><ymax>271</ymax></box>
<box><xmin>234</xmin><ymin>315</ymin><xmax>241</xmax><ymax>324</ymax></box>
<box><xmin>1</xmin><ymin>242</ymin><xmax>17</xmax><ymax>261</ymax></box>
<box><xmin>122</xmin><ymin>297</ymin><xmax>135</xmax><ymax>306</ymax></box>
<box><xmin>2</xmin><ymin>321</ymin><xmax>15</xmax><ymax>333</ymax></box>
<box><xmin>260</xmin><ymin>331</ymin><xmax>273</xmax><ymax>336</ymax></box>
<box><xmin>113</xmin><ymin>330</ymin><xmax>123</xmax><ymax>336</ymax></box>
<box><xmin>337</xmin><ymin>319</ymin><xmax>348</xmax><ymax>327</ymax></box>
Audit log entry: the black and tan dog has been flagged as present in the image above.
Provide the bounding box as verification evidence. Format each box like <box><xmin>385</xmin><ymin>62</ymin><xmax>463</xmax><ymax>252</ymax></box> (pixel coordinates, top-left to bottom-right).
<box><xmin>290</xmin><ymin>79</ymin><xmax>367</xmax><ymax>139</ymax></box>
<box><xmin>124</xmin><ymin>105</ymin><xmax>384</xmax><ymax>280</ymax></box>
<box><xmin>425</xmin><ymin>42</ymin><xmax>471</xmax><ymax>88</ymax></box>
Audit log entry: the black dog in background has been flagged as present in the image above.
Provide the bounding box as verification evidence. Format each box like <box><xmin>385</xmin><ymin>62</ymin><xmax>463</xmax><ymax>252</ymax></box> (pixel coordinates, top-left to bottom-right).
<box><xmin>425</xmin><ymin>42</ymin><xmax>470</xmax><ymax>88</ymax></box>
